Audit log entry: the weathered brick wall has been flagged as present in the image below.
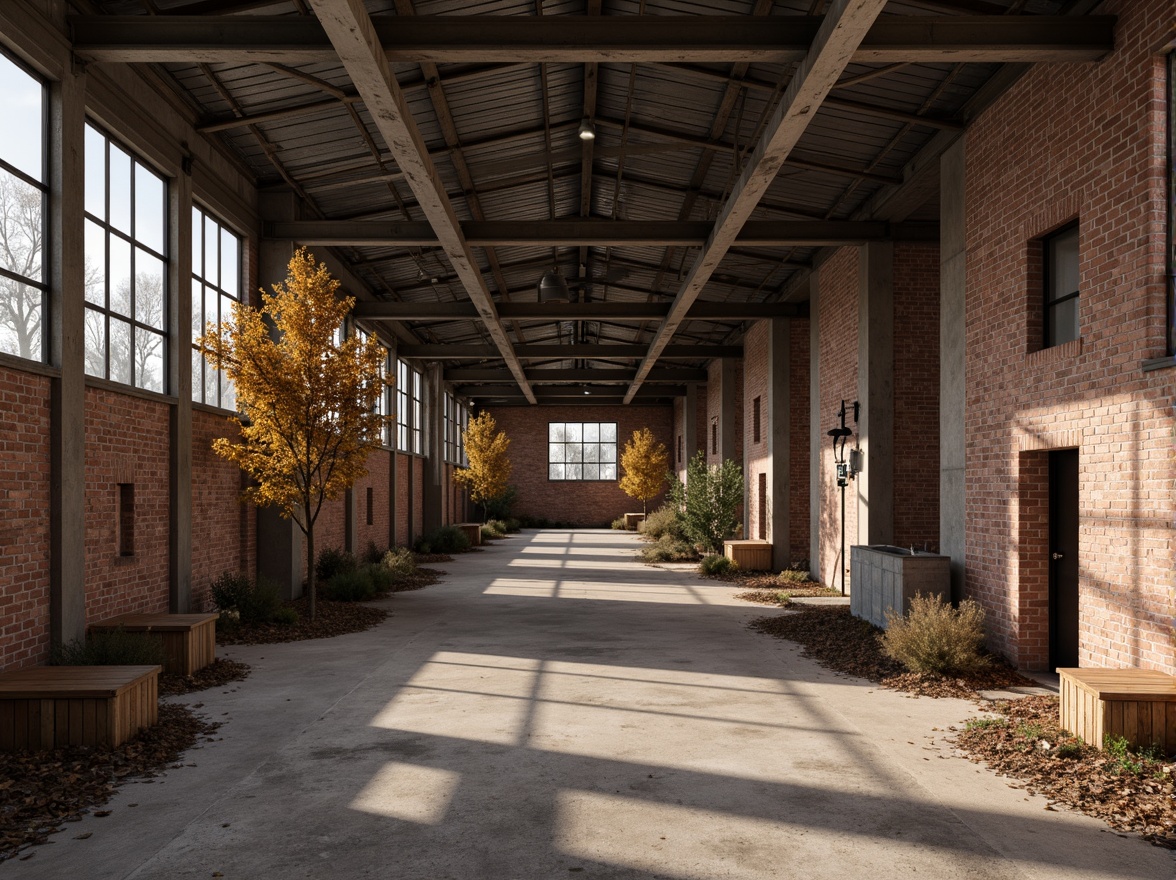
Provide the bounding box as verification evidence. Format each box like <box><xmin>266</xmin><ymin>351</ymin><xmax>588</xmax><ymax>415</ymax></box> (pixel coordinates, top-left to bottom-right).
<box><xmin>817</xmin><ymin>248</ymin><xmax>860</xmax><ymax>589</ymax></box>
<box><xmin>743</xmin><ymin>323</ymin><xmax>769</xmax><ymax>541</ymax></box>
<box><xmin>395</xmin><ymin>453</ymin><xmax>410</xmax><ymax>546</ymax></box>
<box><xmin>893</xmin><ymin>243</ymin><xmax>940</xmax><ymax>550</ymax></box>
<box><xmin>84</xmin><ymin>386</ymin><xmax>171</xmax><ymax>624</ymax></box>
<box><xmin>483</xmin><ymin>405</ymin><xmax>674</xmax><ymax>526</ymax></box>
<box><xmin>963</xmin><ymin>0</ymin><xmax>1173</xmax><ymax>671</ymax></box>
<box><xmin>412</xmin><ymin>456</ymin><xmax>424</xmax><ymax>537</ymax></box>
<box><xmin>706</xmin><ymin>359</ymin><xmax>743</xmax><ymax>465</ymax></box>
<box><xmin>0</xmin><ymin>365</ymin><xmax>51</xmax><ymax>670</ymax></box>
<box><xmin>671</xmin><ymin>391</ymin><xmax>707</xmax><ymax>483</ymax></box>
<box><xmin>789</xmin><ymin>319</ymin><xmax>811</xmax><ymax>563</ymax></box>
<box><xmin>354</xmin><ymin>449</ymin><xmax>392</xmax><ymax>558</ymax></box>
<box><xmin>191</xmin><ymin>408</ymin><xmax>256</xmax><ymax>610</ymax></box>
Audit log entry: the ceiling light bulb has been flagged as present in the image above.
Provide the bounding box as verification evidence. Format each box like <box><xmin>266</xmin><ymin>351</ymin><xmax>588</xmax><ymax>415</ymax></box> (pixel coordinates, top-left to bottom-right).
<box><xmin>578</xmin><ymin>116</ymin><xmax>596</xmax><ymax>141</ymax></box>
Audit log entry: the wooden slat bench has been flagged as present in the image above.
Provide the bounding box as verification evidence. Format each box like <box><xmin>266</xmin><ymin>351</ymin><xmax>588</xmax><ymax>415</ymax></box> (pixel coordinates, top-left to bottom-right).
<box><xmin>1058</xmin><ymin>667</ymin><xmax>1176</xmax><ymax>754</ymax></box>
<box><xmin>723</xmin><ymin>540</ymin><xmax>773</xmax><ymax>571</ymax></box>
<box><xmin>0</xmin><ymin>665</ymin><xmax>160</xmax><ymax>751</ymax></box>
<box><xmin>624</xmin><ymin>513</ymin><xmax>646</xmax><ymax>531</ymax></box>
<box><xmin>90</xmin><ymin>612</ymin><xmax>219</xmax><ymax>676</ymax></box>
<box><xmin>454</xmin><ymin>523</ymin><xmax>482</xmax><ymax>547</ymax></box>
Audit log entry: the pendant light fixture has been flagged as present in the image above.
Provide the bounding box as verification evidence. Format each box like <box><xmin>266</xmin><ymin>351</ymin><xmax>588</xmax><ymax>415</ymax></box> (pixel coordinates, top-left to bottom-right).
<box><xmin>537</xmin><ymin>267</ymin><xmax>571</xmax><ymax>303</ymax></box>
<box><xmin>578</xmin><ymin>116</ymin><xmax>596</xmax><ymax>141</ymax></box>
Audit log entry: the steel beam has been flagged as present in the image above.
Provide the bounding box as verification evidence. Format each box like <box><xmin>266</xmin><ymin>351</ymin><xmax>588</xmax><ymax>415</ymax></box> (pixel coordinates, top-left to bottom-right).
<box><xmin>445</xmin><ymin>367</ymin><xmax>708</xmax><ymax>383</ymax></box>
<box><xmin>399</xmin><ymin>344</ymin><xmax>742</xmax><ymax>360</ymax></box>
<box><xmin>71</xmin><ymin>16</ymin><xmax>1115</xmax><ymax>64</ymax></box>
<box><xmin>353</xmin><ymin>300</ymin><xmax>807</xmax><ymax>321</ymax></box>
<box><xmin>457</xmin><ymin>386</ymin><xmax>686</xmax><ymax>401</ymax></box>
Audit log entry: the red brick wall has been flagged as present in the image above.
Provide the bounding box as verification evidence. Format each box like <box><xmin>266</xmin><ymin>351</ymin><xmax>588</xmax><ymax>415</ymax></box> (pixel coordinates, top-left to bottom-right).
<box><xmin>817</xmin><ymin>248</ymin><xmax>860</xmax><ymax>588</ymax></box>
<box><xmin>353</xmin><ymin>449</ymin><xmax>391</xmax><ymax>559</ymax></box>
<box><xmin>412</xmin><ymin>456</ymin><xmax>424</xmax><ymax>537</ymax></box>
<box><xmin>790</xmin><ymin>320</ymin><xmax>811</xmax><ymax>563</ymax></box>
<box><xmin>743</xmin><ymin>323</ymin><xmax>769</xmax><ymax>541</ymax></box>
<box><xmin>483</xmin><ymin>405</ymin><xmax>674</xmax><ymax>526</ymax></box>
<box><xmin>395</xmin><ymin>453</ymin><xmax>410</xmax><ymax>546</ymax></box>
<box><xmin>84</xmin><ymin>386</ymin><xmax>170</xmax><ymax>624</ymax></box>
<box><xmin>706</xmin><ymin>359</ymin><xmax>743</xmax><ymax>465</ymax></box>
<box><xmin>191</xmin><ymin>408</ymin><xmax>256</xmax><ymax>610</ymax></box>
<box><xmin>893</xmin><ymin>243</ymin><xmax>940</xmax><ymax>550</ymax></box>
<box><xmin>671</xmin><ymin>391</ymin><xmax>707</xmax><ymax>483</ymax></box>
<box><xmin>963</xmin><ymin>0</ymin><xmax>1173</xmax><ymax>671</ymax></box>
<box><xmin>0</xmin><ymin>365</ymin><xmax>51</xmax><ymax>670</ymax></box>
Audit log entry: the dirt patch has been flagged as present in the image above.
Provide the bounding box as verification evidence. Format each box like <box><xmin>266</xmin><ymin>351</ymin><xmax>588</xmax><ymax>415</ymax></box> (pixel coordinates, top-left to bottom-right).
<box><xmin>159</xmin><ymin>658</ymin><xmax>251</xmax><ymax>697</ymax></box>
<box><xmin>0</xmin><ymin>704</ymin><xmax>221</xmax><ymax>863</ymax></box>
<box><xmin>953</xmin><ymin>696</ymin><xmax>1176</xmax><ymax>848</ymax></box>
<box><xmin>217</xmin><ymin>599</ymin><xmax>389</xmax><ymax>646</ymax></box>
<box><xmin>748</xmin><ymin>605</ymin><xmax>1035</xmax><ymax>699</ymax></box>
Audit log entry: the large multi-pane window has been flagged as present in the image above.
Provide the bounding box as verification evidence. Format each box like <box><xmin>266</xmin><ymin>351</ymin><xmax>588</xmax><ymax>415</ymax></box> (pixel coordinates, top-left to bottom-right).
<box><xmin>444</xmin><ymin>393</ymin><xmax>468</xmax><ymax>464</ymax></box>
<box><xmin>375</xmin><ymin>344</ymin><xmax>391</xmax><ymax>447</ymax></box>
<box><xmin>0</xmin><ymin>53</ymin><xmax>47</xmax><ymax>362</ymax></box>
<box><xmin>84</xmin><ymin>123</ymin><xmax>168</xmax><ymax>392</ymax></box>
<box><xmin>396</xmin><ymin>359</ymin><xmax>424</xmax><ymax>455</ymax></box>
<box><xmin>411</xmin><ymin>367</ymin><xmax>424</xmax><ymax>455</ymax></box>
<box><xmin>548</xmin><ymin>422</ymin><xmax>617</xmax><ymax>481</ymax></box>
<box><xmin>1043</xmin><ymin>223</ymin><xmax>1079</xmax><ymax>349</ymax></box>
<box><xmin>191</xmin><ymin>206</ymin><xmax>240</xmax><ymax>408</ymax></box>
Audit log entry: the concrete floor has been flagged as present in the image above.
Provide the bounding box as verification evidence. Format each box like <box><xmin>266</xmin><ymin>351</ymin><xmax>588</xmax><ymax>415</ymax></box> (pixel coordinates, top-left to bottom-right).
<box><xmin>9</xmin><ymin>530</ymin><xmax>1175</xmax><ymax>880</ymax></box>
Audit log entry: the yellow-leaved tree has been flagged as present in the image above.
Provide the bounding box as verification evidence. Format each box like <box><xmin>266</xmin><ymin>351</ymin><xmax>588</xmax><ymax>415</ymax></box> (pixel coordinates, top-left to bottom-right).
<box><xmin>619</xmin><ymin>427</ymin><xmax>668</xmax><ymax>516</ymax></box>
<box><xmin>454</xmin><ymin>411</ymin><xmax>512</xmax><ymax>522</ymax></box>
<box><xmin>198</xmin><ymin>248</ymin><xmax>388</xmax><ymax>620</ymax></box>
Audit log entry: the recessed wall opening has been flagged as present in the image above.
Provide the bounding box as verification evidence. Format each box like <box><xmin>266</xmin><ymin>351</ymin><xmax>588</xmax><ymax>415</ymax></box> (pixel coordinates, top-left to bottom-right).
<box><xmin>366</xmin><ymin>487</ymin><xmax>374</xmax><ymax>526</ymax></box>
<box><xmin>753</xmin><ymin>397</ymin><xmax>761</xmax><ymax>443</ymax></box>
<box><xmin>117</xmin><ymin>483</ymin><xmax>134</xmax><ymax>557</ymax></box>
<box><xmin>711</xmin><ymin>423</ymin><xmax>717</xmax><ymax>454</ymax></box>
<box><xmin>757</xmin><ymin>472</ymin><xmax>767</xmax><ymax>540</ymax></box>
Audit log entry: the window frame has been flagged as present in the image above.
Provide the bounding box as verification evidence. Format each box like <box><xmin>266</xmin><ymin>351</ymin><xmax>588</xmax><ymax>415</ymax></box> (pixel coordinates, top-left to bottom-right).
<box><xmin>1043</xmin><ymin>221</ymin><xmax>1080</xmax><ymax>350</ymax></box>
<box><xmin>190</xmin><ymin>203</ymin><xmax>242</xmax><ymax>410</ymax></box>
<box><xmin>396</xmin><ymin>358</ymin><xmax>424</xmax><ymax>455</ymax></box>
<box><xmin>83</xmin><ymin>121</ymin><xmax>170</xmax><ymax>393</ymax></box>
<box><xmin>0</xmin><ymin>49</ymin><xmax>48</xmax><ymax>364</ymax></box>
<box><xmin>547</xmin><ymin>421</ymin><xmax>618</xmax><ymax>482</ymax></box>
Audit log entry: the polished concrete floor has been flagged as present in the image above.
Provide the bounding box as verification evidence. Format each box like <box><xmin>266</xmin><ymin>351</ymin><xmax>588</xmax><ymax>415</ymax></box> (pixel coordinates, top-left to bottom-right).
<box><xmin>9</xmin><ymin>530</ymin><xmax>1175</xmax><ymax>879</ymax></box>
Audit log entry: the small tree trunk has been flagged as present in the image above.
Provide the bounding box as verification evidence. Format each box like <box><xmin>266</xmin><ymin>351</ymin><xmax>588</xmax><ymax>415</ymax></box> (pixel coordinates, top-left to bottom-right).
<box><xmin>642</xmin><ymin>498</ymin><xmax>647</xmax><ymax>516</ymax></box>
<box><xmin>306</xmin><ymin>522</ymin><xmax>316</xmax><ymax>622</ymax></box>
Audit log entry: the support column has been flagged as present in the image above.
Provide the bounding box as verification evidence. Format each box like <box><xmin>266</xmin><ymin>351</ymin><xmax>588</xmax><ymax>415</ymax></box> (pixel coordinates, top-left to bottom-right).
<box><xmin>387</xmin><ymin>343</ymin><xmax>398</xmax><ymax>549</ymax></box>
<box><xmin>683</xmin><ymin>382</ymin><xmax>699</xmax><ymax>477</ymax></box>
<box><xmin>49</xmin><ymin>66</ymin><xmax>87</xmax><ymax>648</ymax></box>
<box><xmin>718</xmin><ymin>358</ymin><xmax>738</xmax><ymax>463</ymax></box>
<box><xmin>256</xmin><ymin>190</ymin><xmax>302</xmax><ymax>599</ymax></box>
<box><xmin>808</xmin><ymin>272</ymin><xmax>822</xmax><ymax>582</ymax></box>
<box><xmin>767</xmin><ymin>319</ymin><xmax>791</xmax><ymax>570</ymax></box>
<box><xmin>168</xmin><ymin>156</ymin><xmax>193</xmax><ymax>611</ymax></box>
<box><xmin>342</xmin><ymin>318</ymin><xmax>358</xmax><ymax>556</ymax></box>
<box><xmin>940</xmin><ymin>139</ymin><xmax>967</xmax><ymax>602</ymax></box>
<box><xmin>421</xmin><ymin>363</ymin><xmax>445</xmax><ymax>532</ymax></box>
<box><xmin>857</xmin><ymin>241</ymin><xmax>894</xmax><ymax>545</ymax></box>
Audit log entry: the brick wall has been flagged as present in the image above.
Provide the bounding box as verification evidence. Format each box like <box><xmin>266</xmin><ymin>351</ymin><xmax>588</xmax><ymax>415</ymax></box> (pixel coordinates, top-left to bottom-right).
<box><xmin>0</xmin><ymin>365</ymin><xmax>51</xmax><ymax>670</ymax></box>
<box><xmin>817</xmin><ymin>248</ymin><xmax>860</xmax><ymax>589</ymax></box>
<box><xmin>744</xmin><ymin>323</ymin><xmax>769</xmax><ymax>541</ymax></box>
<box><xmin>706</xmin><ymin>359</ymin><xmax>743</xmax><ymax>465</ymax></box>
<box><xmin>84</xmin><ymin>386</ymin><xmax>171</xmax><ymax>624</ymax></box>
<box><xmin>412</xmin><ymin>456</ymin><xmax>424</xmax><ymax>537</ymax></box>
<box><xmin>395</xmin><ymin>453</ymin><xmax>410</xmax><ymax>546</ymax></box>
<box><xmin>671</xmin><ymin>390</ymin><xmax>707</xmax><ymax>483</ymax></box>
<box><xmin>893</xmin><ymin>243</ymin><xmax>941</xmax><ymax>550</ymax></box>
<box><xmin>354</xmin><ymin>449</ymin><xmax>392</xmax><ymax>559</ymax></box>
<box><xmin>191</xmin><ymin>408</ymin><xmax>256</xmax><ymax>610</ymax></box>
<box><xmin>963</xmin><ymin>0</ymin><xmax>1173</xmax><ymax>671</ymax></box>
<box><xmin>789</xmin><ymin>319</ymin><xmax>811</xmax><ymax>563</ymax></box>
<box><xmin>483</xmin><ymin>405</ymin><xmax>674</xmax><ymax>526</ymax></box>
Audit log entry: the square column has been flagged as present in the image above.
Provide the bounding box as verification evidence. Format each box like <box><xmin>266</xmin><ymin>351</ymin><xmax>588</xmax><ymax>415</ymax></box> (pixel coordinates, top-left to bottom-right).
<box><xmin>808</xmin><ymin>273</ymin><xmax>822</xmax><ymax>582</ymax></box>
<box><xmin>766</xmin><ymin>319</ymin><xmax>792</xmax><ymax>570</ymax></box>
<box><xmin>940</xmin><ymin>139</ymin><xmax>967</xmax><ymax>601</ymax></box>
<box><xmin>856</xmin><ymin>241</ymin><xmax>894</xmax><ymax>545</ymax></box>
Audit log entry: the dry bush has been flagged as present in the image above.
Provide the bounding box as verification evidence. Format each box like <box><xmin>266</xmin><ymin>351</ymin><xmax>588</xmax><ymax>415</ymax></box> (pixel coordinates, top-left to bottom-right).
<box><xmin>881</xmin><ymin>593</ymin><xmax>991</xmax><ymax>675</ymax></box>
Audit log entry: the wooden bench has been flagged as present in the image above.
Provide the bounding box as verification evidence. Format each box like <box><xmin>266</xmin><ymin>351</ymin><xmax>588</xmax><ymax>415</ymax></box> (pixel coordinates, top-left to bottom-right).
<box><xmin>1058</xmin><ymin>667</ymin><xmax>1176</xmax><ymax>754</ymax></box>
<box><xmin>723</xmin><ymin>540</ymin><xmax>773</xmax><ymax>571</ymax></box>
<box><xmin>90</xmin><ymin>612</ymin><xmax>219</xmax><ymax>676</ymax></box>
<box><xmin>454</xmin><ymin>522</ymin><xmax>482</xmax><ymax>547</ymax></box>
<box><xmin>0</xmin><ymin>665</ymin><xmax>160</xmax><ymax>751</ymax></box>
<box><xmin>624</xmin><ymin>513</ymin><xmax>646</xmax><ymax>531</ymax></box>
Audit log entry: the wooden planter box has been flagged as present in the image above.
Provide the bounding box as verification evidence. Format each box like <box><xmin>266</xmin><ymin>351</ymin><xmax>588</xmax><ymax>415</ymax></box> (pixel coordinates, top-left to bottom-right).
<box><xmin>1059</xmin><ymin>668</ymin><xmax>1176</xmax><ymax>754</ymax></box>
<box><xmin>454</xmin><ymin>523</ymin><xmax>482</xmax><ymax>546</ymax></box>
<box><xmin>90</xmin><ymin>612</ymin><xmax>219</xmax><ymax>677</ymax></box>
<box><xmin>0</xmin><ymin>665</ymin><xmax>160</xmax><ymax>751</ymax></box>
<box><xmin>624</xmin><ymin>513</ymin><xmax>646</xmax><ymax>531</ymax></box>
<box><xmin>723</xmin><ymin>540</ymin><xmax>772</xmax><ymax>571</ymax></box>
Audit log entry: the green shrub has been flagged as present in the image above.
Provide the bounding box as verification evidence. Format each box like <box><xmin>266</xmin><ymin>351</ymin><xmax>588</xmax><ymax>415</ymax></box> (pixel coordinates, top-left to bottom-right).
<box><xmin>366</xmin><ymin>564</ymin><xmax>398</xmax><ymax>595</ymax></box>
<box><xmin>668</xmin><ymin>452</ymin><xmax>745</xmax><ymax>554</ymax></box>
<box><xmin>482</xmin><ymin>485</ymin><xmax>518</xmax><ymax>521</ymax></box>
<box><xmin>611</xmin><ymin>516</ymin><xmax>627</xmax><ymax>530</ymax></box>
<box><xmin>50</xmin><ymin>627</ymin><xmax>166</xmax><ymax>667</ymax></box>
<box><xmin>481</xmin><ymin>524</ymin><xmax>502</xmax><ymax>541</ymax></box>
<box><xmin>699</xmin><ymin>554</ymin><xmax>736</xmax><ymax>577</ymax></box>
<box><xmin>1104</xmin><ymin>735</ymin><xmax>1165</xmax><ymax>776</ymax></box>
<box><xmin>315</xmin><ymin>547</ymin><xmax>357</xmax><ymax>583</ymax></box>
<box><xmin>414</xmin><ymin>525</ymin><xmax>470</xmax><ymax>555</ymax></box>
<box><xmin>639</xmin><ymin>534</ymin><xmax>699</xmax><ymax>563</ymax></box>
<box><xmin>776</xmin><ymin>568</ymin><xmax>812</xmax><ymax>585</ymax></box>
<box><xmin>503</xmin><ymin>518</ymin><xmax>521</xmax><ymax>533</ymax></box>
<box><xmin>487</xmin><ymin>519</ymin><xmax>508</xmax><ymax>534</ymax></box>
<box><xmin>272</xmin><ymin>606</ymin><xmax>299</xmax><ymax>626</ymax></box>
<box><xmin>381</xmin><ymin>547</ymin><xmax>417</xmax><ymax>580</ymax></box>
<box><xmin>881</xmin><ymin>593</ymin><xmax>991</xmax><ymax>675</ymax></box>
<box><xmin>639</xmin><ymin>505</ymin><xmax>687</xmax><ymax>542</ymax></box>
<box><xmin>322</xmin><ymin>567</ymin><xmax>378</xmax><ymax>602</ymax></box>
<box><xmin>361</xmin><ymin>540</ymin><xmax>385</xmax><ymax>565</ymax></box>
<box><xmin>210</xmin><ymin>572</ymin><xmax>284</xmax><ymax>626</ymax></box>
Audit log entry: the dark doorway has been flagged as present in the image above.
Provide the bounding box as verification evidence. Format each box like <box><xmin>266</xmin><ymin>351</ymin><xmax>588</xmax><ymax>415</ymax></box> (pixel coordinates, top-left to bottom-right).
<box><xmin>1049</xmin><ymin>449</ymin><xmax>1080</xmax><ymax>669</ymax></box>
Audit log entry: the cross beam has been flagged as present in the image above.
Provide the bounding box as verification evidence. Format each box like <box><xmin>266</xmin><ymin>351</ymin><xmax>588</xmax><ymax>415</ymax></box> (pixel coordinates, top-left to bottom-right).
<box><xmin>353</xmin><ymin>301</ymin><xmax>807</xmax><ymax>322</ymax></box>
<box><xmin>398</xmin><ymin>344</ymin><xmax>742</xmax><ymax>360</ymax></box>
<box><xmin>70</xmin><ymin>15</ymin><xmax>1115</xmax><ymax>64</ymax></box>
<box><xmin>446</xmin><ymin>368</ymin><xmax>708</xmax><ymax>383</ymax></box>
<box><xmin>457</xmin><ymin>386</ymin><xmax>686</xmax><ymax>401</ymax></box>
<box><xmin>266</xmin><ymin>219</ymin><xmax>936</xmax><ymax>248</ymax></box>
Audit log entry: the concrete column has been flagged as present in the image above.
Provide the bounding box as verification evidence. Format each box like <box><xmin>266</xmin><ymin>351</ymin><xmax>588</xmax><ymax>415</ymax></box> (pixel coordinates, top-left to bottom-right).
<box><xmin>342</xmin><ymin>319</ymin><xmax>358</xmax><ymax>556</ymax></box>
<box><xmin>168</xmin><ymin>158</ymin><xmax>193</xmax><ymax>611</ymax></box>
<box><xmin>940</xmin><ymin>139</ymin><xmax>967</xmax><ymax>602</ymax></box>
<box><xmin>718</xmin><ymin>358</ymin><xmax>738</xmax><ymax>463</ymax></box>
<box><xmin>808</xmin><ymin>272</ymin><xmax>822</xmax><ymax>582</ymax></box>
<box><xmin>255</xmin><ymin>190</ymin><xmax>303</xmax><ymax>599</ymax></box>
<box><xmin>857</xmin><ymin>241</ymin><xmax>894</xmax><ymax>545</ymax></box>
<box><xmin>49</xmin><ymin>67</ymin><xmax>87</xmax><ymax>648</ymax></box>
<box><xmin>683</xmin><ymin>382</ymin><xmax>699</xmax><ymax>475</ymax></box>
<box><xmin>421</xmin><ymin>364</ymin><xmax>445</xmax><ymax>532</ymax></box>
<box><xmin>766</xmin><ymin>318</ymin><xmax>791</xmax><ymax>570</ymax></box>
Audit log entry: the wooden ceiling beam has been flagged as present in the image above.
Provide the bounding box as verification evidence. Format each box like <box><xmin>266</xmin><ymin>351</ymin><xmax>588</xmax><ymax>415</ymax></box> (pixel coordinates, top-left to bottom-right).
<box><xmin>457</xmin><ymin>386</ymin><xmax>686</xmax><ymax>400</ymax></box>
<box><xmin>305</xmin><ymin>0</ymin><xmax>535</xmax><ymax>402</ymax></box>
<box><xmin>71</xmin><ymin>15</ymin><xmax>1115</xmax><ymax>64</ymax></box>
<box><xmin>354</xmin><ymin>301</ymin><xmax>807</xmax><ymax>321</ymax></box>
<box><xmin>446</xmin><ymin>367</ymin><xmax>708</xmax><ymax>383</ymax></box>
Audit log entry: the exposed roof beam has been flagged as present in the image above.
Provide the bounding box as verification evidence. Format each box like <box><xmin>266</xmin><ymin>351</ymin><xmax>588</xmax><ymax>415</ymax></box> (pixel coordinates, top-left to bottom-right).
<box><xmin>268</xmin><ymin>219</ymin><xmax>936</xmax><ymax>247</ymax></box>
<box><xmin>71</xmin><ymin>15</ymin><xmax>1115</xmax><ymax>64</ymax></box>
<box><xmin>625</xmin><ymin>0</ymin><xmax>889</xmax><ymax>403</ymax></box>
<box><xmin>458</xmin><ymin>386</ymin><xmax>686</xmax><ymax>401</ymax></box>
<box><xmin>447</xmin><ymin>368</ymin><xmax>708</xmax><ymax>384</ymax></box>
<box><xmin>400</xmin><ymin>344</ymin><xmax>742</xmax><ymax>360</ymax></box>
<box><xmin>305</xmin><ymin>0</ymin><xmax>534</xmax><ymax>403</ymax></box>
<box><xmin>355</xmin><ymin>301</ymin><xmax>807</xmax><ymax>321</ymax></box>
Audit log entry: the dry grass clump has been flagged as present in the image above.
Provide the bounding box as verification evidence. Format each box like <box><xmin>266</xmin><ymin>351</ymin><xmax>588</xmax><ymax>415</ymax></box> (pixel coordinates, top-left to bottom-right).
<box><xmin>881</xmin><ymin>593</ymin><xmax>990</xmax><ymax>675</ymax></box>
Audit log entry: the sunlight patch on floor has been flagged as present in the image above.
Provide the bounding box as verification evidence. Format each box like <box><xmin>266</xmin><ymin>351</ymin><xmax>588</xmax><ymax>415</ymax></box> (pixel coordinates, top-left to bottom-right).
<box><xmin>350</xmin><ymin>762</ymin><xmax>461</xmax><ymax>825</ymax></box>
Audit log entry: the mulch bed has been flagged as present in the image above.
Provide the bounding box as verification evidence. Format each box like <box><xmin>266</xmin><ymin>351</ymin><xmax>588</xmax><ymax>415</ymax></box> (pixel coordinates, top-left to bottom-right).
<box><xmin>413</xmin><ymin>553</ymin><xmax>453</xmax><ymax>565</ymax></box>
<box><xmin>387</xmin><ymin>568</ymin><xmax>444</xmax><ymax>593</ymax></box>
<box><xmin>735</xmin><ymin>584</ymin><xmax>842</xmax><ymax>606</ymax></box>
<box><xmin>216</xmin><ymin>599</ymin><xmax>389</xmax><ymax>646</ymax></box>
<box><xmin>747</xmin><ymin>605</ymin><xmax>1035</xmax><ymax>699</ymax></box>
<box><xmin>953</xmin><ymin>696</ymin><xmax>1176</xmax><ymax>848</ymax></box>
<box><xmin>0</xmin><ymin>704</ymin><xmax>221</xmax><ymax>863</ymax></box>
<box><xmin>725</xmin><ymin>570</ymin><xmax>840</xmax><ymax>595</ymax></box>
<box><xmin>159</xmin><ymin>658</ymin><xmax>251</xmax><ymax>697</ymax></box>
